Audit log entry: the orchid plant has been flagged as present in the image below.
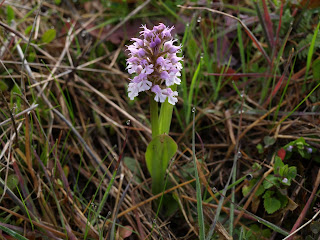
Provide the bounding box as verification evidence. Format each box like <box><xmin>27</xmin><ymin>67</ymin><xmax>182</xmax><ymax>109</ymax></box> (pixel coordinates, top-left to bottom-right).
<box><xmin>126</xmin><ymin>23</ymin><xmax>182</xmax><ymax>194</ymax></box>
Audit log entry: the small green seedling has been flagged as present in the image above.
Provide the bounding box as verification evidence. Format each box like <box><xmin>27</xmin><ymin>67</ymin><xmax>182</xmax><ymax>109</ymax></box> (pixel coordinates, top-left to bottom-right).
<box><xmin>242</xmin><ymin>138</ymin><xmax>309</xmax><ymax>214</ymax></box>
<box><xmin>0</xmin><ymin>174</ymin><xmax>19</xmax><ymax>195</ymax></box>
<box><xmin>283</xmin><ymin>137</ymin><xmax>318</xmax><ymax>162</ymax></box>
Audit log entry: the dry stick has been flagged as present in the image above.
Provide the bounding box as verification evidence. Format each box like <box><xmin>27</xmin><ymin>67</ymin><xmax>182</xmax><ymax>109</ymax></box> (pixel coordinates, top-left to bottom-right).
<box><xmin>225</xmin><ymin>110</ymin><xmax>236</xmax><ymax>145</ymax></box>
<box><xmin>21</xmin><ymin>0</ymin><xmax>43</xmax><ymax>90</ymax></box>
<box><xmin>183</xmin><ymin>148</ymin><xmax>231</xmax><ymax>239</ymax></box>
<box><xmin>239</xmin><ymin>101</ymin><xmax>287</xmax><ymax>140</ymax></box>
<box><xmin>26</xmin><ymin>56</ymin><xmax>127</xmax><ymax>89</ymax></box>
<box><xmin>184</xmin><ymin>148</ymin><xmax>220</xmax><ymax>204</ymax></box>
<box><xmin>24</xmin><ymin>104</ymin><xmax>39</xmax><ymax>199</ymax></box>
<box><xmin>229</xmin><ymin>92</ymin><xmax>245</xmax><ymax>235</ymax></box>
<box><xmin>0</xmin><ymin>122</ymin><xmax>23</xmax><ymax>164</ymax></box>
<box><xmin>37</xmin><ymin>21</ymin><xmax>76</xmax><ymax>100</ymax></box>
<box><xmin>15</xmin><ymin>43</ymin><xmax>108</xmax><ymax>176</ymax></box>
<box><xmin>0</xmin><ymin>29</ymin><xmax>14</xmax><ymax>58</ymax></box>
<box><xmin>178</xmin><ymin>5</ymin><xmax>271</xmax><ymax>65</ymax></box>
<box><xmin>263</xmin><ymin>48</ymin><xmax>295</xmax><ymax>108</ymax></box>
<box><xmin>34</xmin><ymin>150</ymin><xmax>99</xmax><ymax>237</ymax></box>
<box><xmin>77</xmin><ymin>76</ymin><xmax>151</xmax><ymax>135</ymax></box>
<box><xmin>181</xmin><ymin>195</ymin><xmax>256</xmax><ymax>221</ymax></box>
<box><xmin>0</xmin><ymin>20</ymin><xmax>29</xmax><ymax>42</ymax></box>
<box><xmin>174</xmin><ymin>190</ymin><xmax>199</xmax><ymax>237</ymax></box>
<box><xmin>0</xmin><ymin>91</ymin><xmax>19</xmax><ymax>146</ymax></box>
<box><xmin>0</xmin><ymin>170</ymin><xmax>38</xmax><ymax>220</ymax></box>
<box><xmin>176</xmin><ymin>110</ymin><xmax>202</xmax><ymax>144</ymax></box>
<box><xmin>96</xmin><ymin>0</ymin><xmax>152</xmax><ymax>46</ymax></box>
<box><xmin>285</xmin><ymin>169</ymin><xmax>320</xmax><ymax>240</ymax></box>
<box><xmin>0</xmin><ymin>131</ymin><xmax>13</xmax><ymax>204</ymax></box>
<box><xmin>131</xmin><ymin>192</ymin><xmax>146</xmax><ymax>239</ymax></box>
<box><xmin>0</xmin><ymin>206</ymin><xmax>66</xmax><ymax>238</ymax></box>
<box><xmin>2</xmin><ymin>60</ymin><xmax>121</xmax><ymax>75</ymax></box>
<box><xmin>284</xmin><ymin>210</ymin><xmax>320</xmax><ymax>240</ymax></box>
<box><xmin>276</xmin><ymin>135</ymin><xmax>320</xmax><ymax>143</ymax></box>
<box><xmin>109</xmin><ymin>175</ymin><xmax>132</xmax><ymax>240</ymax></box>
<box><xmin>117</xmin><ymin>178</ymin><xmax>196</xmax><ymax>219</ymax></box>
<box><xmin>85</xmin><ymin>96</ymin><xmax>124</xmax><ymax>129</ymax></box>
<box><xmin>0</xmin><ymin>20</ymin><xmax>55</xmax><ymax>61</ymax></box>
<box><xmin>0</xmin><ymin>104</ymin><xmax>38</xmax><ymax>127</ymax></box>
<box><xmin>234</xmin><ymin>167</ymin><xmax>274</xmax><ymax>226</ymax></box>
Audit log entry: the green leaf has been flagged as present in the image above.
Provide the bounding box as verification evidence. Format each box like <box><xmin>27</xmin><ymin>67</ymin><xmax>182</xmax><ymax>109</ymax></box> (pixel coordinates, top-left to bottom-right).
<box><xmin>310</xmin><ymin>221</ymin><xmax>320</xmax><ymax>234</ymax></box>
<box><xmin>279</xmin><ymin>165</ymin><xmax>288</xmax><ymax>177</ymax></box>
<box><xmin>313</xmin><ymin>59</ymin><xmax>320</xmax><ymax>81</ymax></box>
<box><xmin>295</xmin><ymin>137</ymin><xmax>307</xmax><ymax>149</ymax></box>
<box><xmin>242</xmin><ymin>179</ymin><xmax>255</xmax><ymax>197</ymax></box>
<box><xmin>7</xmin><ymin>5</ymin><xmax>15</xmax><ymax>24</ymax></box>
<box><xmin>0</xmin><ymin>225</ymin><xmax>28</xmax><ymax>240</ymax></box>
<box><xmin>276</xmin><ymin>191</ymin><xmax>288</xmax><ymax>209</ymax></box>
<box><xmin>145</xmin><ymin>134</ymin><xmax>177</xmax><ymax>194</ymax></box>
<box><xmin>27</xmin><ymin>51</ymin><xmax>36</xmax><ymax>63</ymax></box>
<box><xmin>256</xmin><ymin>143</ymin><xmax>264</xmax><ymax>154</ymax></box>
<box><xmin>25</xmin><ymin>25</ymin><xmax>33</xmax><ymax>35</ymax></box>
<box><xmin>0</xmin><ymin>80</ymin><xmax>9</xmax><ymax>91</ymax></box>
<box><xmin>0</xmin><ymin>174</ymin><xmax>18</xmax><ymax>195</ymax></box>
<box><xmin>252</xmin><ymin>162</ymin><xmax>262</xmax><ymax>171</ymax></box>
<box><xmin>264</xmin><ymin>136</ymin><xmax>276</xmax><ymax>147</ymax></box>
<box><xmin>287</xmin><ymin>166</ymin><xmax>297</xmax><ymax>179</ymax></box>
<box><xmin>274</xmin><ymin>156</ymin><xmax>284</xmax><ymax>175</ymax></box>
<box><xmin>186</xmin><ymin>37</ymin><xmax>198</xmax><ymax>59</ymax></box>
<box><xmin>249</xmin><ymin>224</ymin><xmax>272</xmax><ymax>239</ymax></box>
<box><xmin>263</xmin><ymin>175</ymin><xmax>279</xmax><ymax>189</ymax></box>
<box><xmin>304</xmin><ymin>22</ymin><xmax>320</xmax><ymax>84</ymax></box>
<box><xmin>41</xmin><ymin>29</ymin><xmax>56</xmax><ymax>44</ymax></box>
<box><xmin>263</xmin><ymin>190</ymin><xmax>274</xmax><ymax>199</ymax></box>
<box><xmin>255</xmin><ymin>184</ymin><xmax>265</xmax><ymax>197</ymax></box>
<box><xmin>123</xmin><ymin>157</ymin><xmax>142</xmax><ymax>183</ymax></box>
<box><xmin>298</xmin><ymin>148</ymin><xmax>310</xmax><ymax>158</ymax></box>
<box><xmin>264</xmin><ymin>197</ymin><xmax>281</xmax><ymax>214</ymax></box>
<box><xmin>242</xmin><ymin>179</ymin><xmax>265</xmax><ymax>197</ymax></box>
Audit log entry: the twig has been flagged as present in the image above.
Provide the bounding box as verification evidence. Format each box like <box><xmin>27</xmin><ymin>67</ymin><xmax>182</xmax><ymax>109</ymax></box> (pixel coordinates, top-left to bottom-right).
<box><xmin>0</xmin><ymin>104</ymin><xmax>38</xmax><ymax>127</ymax></box>
<box><xmin>96</xmin><ymin>0</ymin><xmax>152</xmax><ymax>46</ymax></box>
<box><xmin>77</xmin><ymin>76</ymin><xmax>151</xmax><ymax>135</ymax></box>
<box><xmin>21</xmin><ymin>0</ymin><xmax>43</xmax><ymax>92</ymax></box>
<box><xmin>285</xmin><ymin>169</ymin><xmax>320</xmax><ymax>240</ymax></box>
<box><xmin>178</xmin><ymin>5</ymin><xmax>271</xmax><ymax>65</ymax></box>
<box><xmin>15</xmin><ymin>41</ymin><xmax>108</xmax><ymax>175</ymax></box>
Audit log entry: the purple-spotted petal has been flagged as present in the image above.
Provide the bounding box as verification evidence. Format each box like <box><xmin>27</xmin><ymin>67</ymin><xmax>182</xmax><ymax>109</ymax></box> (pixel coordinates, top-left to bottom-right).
<box><xmin>126</xmin><ymin>23</ymin><xmax>183</xmax><ymax>103</ymax></box>
<box><xmin>163</xmin><ymin>88</ymin><xmax>178</xmax><ymax>105</ymax></box>
<box><xmin>151</xmin><ymin>85</ymin><xmax>167</xmax><ymax>103</ymax></box>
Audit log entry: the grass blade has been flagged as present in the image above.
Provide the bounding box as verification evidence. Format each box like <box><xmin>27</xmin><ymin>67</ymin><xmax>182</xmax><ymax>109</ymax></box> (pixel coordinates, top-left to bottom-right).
<box><xmin>262</xmin><ymin>0</ymin><xmax>274</xmax><ymax>47</ymax></box>
<box><xmin>304</xmin><ymin>21</ymin><xmax>320</xmax><ymax>86</ymax></box>
<box><xmin>192</xmin><ymin>108</ymin><xmax>205</xmax><ymax>239</ymax></box>
<box><xmin>0</xmin><ymin>224</ymin><xmax>28</xmax><ymax>240</ymax></box>
<box><xmin>178</xmin><ymin>5</ymin><xmax>271</xmax><ymax>65</ymax></box>
<box><xmin>275</xmin><ymin>80</ymin><xmax>320</xmax><ymax>127</ymax></box>
<box><xmin>186</xmin><ymin>61</ymin><xmax>201</xmax><ymax>123</ymax></box>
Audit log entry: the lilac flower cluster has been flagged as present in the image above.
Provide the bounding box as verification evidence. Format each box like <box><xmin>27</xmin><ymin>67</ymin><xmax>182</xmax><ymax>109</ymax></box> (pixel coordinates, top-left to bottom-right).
<box><xmin>126</xmin><ymin>23</ymin><xmax>183</xmax><ymax>105</ymax></box>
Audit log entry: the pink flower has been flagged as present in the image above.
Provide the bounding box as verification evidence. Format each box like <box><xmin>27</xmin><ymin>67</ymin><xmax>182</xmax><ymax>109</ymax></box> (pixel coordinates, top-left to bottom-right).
<box><xmin>163</xmin><ymin>88</ymin><xmax>178</xmax><ymax>105</ymax></box>
<box><xmin>126</xmin><ymin>23</ymin><xmax>183</xmax><ymax>105</ymax></box>
<box><xmin>151</xmin><ymin>85</ymin><xmax>166</xmax><ymax>103</ymax></box>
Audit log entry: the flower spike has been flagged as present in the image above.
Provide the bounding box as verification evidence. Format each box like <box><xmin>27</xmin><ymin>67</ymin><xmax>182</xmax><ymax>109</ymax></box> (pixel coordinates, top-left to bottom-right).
<box><xmin>126</xmin><ymin>23</ymin><xmax>183</xmax><ymax>105</ymax></box>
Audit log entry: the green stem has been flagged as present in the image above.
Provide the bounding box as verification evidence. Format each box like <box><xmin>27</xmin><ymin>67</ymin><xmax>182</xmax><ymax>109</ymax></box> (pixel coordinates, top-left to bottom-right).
<box><xmin>150</xmin><ymin>95</ymin><xmax>159</xmax><ymax>138</ymax></box>
<box><xmin>159</xmin><ymin>85</ymin><xmax>176</xmax><ymax>134</ymax></box>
